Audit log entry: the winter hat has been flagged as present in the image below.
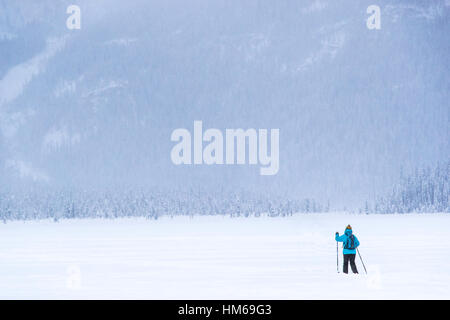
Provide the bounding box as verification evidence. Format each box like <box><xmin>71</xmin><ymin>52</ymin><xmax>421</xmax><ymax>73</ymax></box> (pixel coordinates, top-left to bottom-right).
<box><xmin>346</xmin><ymin>224</ymin><xmax>352</xmax><ymax>230</ymax></box>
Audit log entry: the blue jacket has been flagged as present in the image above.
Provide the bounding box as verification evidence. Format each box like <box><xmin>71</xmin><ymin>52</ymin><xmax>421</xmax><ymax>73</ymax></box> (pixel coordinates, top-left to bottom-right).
<box><xmin>335</xmin><ymin>229</ymin><xmax>360</xmax><ymax>254</ymax></box>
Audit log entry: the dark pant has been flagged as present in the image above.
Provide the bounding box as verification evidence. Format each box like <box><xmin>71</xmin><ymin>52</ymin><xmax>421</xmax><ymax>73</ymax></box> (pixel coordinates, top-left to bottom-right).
<box><xmin>343</xmin><ymin>254</ymin><xmax>358</xmax><ymax>274</ymax></box>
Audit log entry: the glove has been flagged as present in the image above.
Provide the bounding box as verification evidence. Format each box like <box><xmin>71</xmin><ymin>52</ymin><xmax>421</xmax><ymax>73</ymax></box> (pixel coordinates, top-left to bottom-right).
<box><xmin>335</xmin><ymin>232</ymin><xmax>339</xmax><ymax>235</ymax></box>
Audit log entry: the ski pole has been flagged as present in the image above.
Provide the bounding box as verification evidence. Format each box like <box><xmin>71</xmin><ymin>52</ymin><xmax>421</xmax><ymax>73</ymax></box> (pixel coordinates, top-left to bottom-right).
<box><xmin>356</xmin><ymin>247</ymin><xmax>367</xmax><ymax>274</ymax></box>
<box><xmin>336</xmin><ymin>241</ymin><xmax>339</xmax><ymax>273</ymax></box>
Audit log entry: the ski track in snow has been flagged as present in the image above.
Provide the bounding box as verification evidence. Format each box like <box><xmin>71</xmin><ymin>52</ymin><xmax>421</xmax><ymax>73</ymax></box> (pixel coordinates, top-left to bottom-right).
<box><xmin>0</xmin><ymin>213</ymin><xmax>449</xmax><ymax>299</ymax></box>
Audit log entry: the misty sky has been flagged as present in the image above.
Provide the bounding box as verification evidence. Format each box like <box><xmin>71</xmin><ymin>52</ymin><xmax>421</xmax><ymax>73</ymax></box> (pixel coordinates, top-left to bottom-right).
<box><xmin>0</xmin><ymin>0</ymin><xmax>448</xmax><ymax>209</ymax></box>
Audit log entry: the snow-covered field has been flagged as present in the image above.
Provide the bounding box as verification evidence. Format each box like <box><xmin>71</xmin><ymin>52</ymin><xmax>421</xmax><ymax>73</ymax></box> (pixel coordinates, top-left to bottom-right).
<box><xmin>0</xmin><ymin>213</ymin><xmax>449</xmax><ymax>299</ymax></box>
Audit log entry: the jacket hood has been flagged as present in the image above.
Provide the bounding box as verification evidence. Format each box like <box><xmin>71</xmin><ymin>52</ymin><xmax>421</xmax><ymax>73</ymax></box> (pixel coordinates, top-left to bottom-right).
<box><xmin>344</xmin><ymin>229</ymin><xmax>352</xmax><ymax>236</ymax></box>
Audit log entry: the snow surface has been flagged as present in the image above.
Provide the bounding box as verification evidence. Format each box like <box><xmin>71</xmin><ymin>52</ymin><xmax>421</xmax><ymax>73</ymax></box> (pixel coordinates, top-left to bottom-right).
<box><xmin>0</xmin><ymin>213</ymin><xmax>449</xmax><ymax>299</ymax></box>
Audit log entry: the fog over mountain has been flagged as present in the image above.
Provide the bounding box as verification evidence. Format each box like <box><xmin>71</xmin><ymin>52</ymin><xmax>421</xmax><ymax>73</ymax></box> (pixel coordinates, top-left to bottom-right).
<box><xmin>0</xmin><ymin>0</ymin><xmax>448</xmax><ymax>209</ymax></box>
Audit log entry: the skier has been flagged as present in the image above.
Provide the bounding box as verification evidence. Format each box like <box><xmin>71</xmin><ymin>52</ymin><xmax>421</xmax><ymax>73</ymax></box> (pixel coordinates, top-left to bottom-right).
<box><xmin>335</xmin><ymin>225</ymin><xmax>359</xmax><ymax>274</ymax></box>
